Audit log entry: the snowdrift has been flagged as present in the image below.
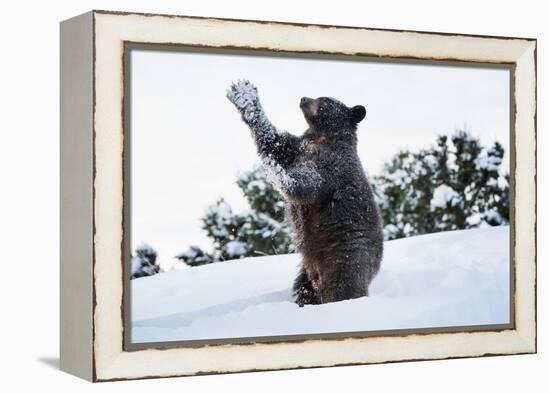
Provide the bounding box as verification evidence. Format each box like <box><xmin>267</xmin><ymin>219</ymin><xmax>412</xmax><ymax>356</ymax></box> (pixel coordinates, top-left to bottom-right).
<box><xmin>131</xmin><ymin>226</ymin><xmax>510</xmax><ymax>343</ymax></box>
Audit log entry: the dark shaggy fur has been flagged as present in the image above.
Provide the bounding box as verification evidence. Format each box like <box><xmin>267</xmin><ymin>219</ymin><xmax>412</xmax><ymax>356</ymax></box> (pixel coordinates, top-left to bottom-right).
<box><xmin>227</xmin><ymin>80</ymin><xmax>383</xmax><ymax>306</ymax></box>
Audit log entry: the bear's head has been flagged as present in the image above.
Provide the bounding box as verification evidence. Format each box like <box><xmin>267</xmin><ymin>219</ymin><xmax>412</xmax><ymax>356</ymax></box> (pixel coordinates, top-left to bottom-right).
<box><xmin>300</xmin><ymin>96</ymin><xmax>366</xmax><ymax>137</ymax></box>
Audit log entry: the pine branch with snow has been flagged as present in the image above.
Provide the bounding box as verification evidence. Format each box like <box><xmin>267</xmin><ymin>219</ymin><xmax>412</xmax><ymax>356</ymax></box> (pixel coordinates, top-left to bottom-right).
<box><xmin>131</xmin><ymin>243</ymin><xmax>160</xmax><ymax>279</ymax></box>
<box><xmin>374</xmin><ymin>130</ymin><xmax>509</xmax><ymax>240</ymax></box>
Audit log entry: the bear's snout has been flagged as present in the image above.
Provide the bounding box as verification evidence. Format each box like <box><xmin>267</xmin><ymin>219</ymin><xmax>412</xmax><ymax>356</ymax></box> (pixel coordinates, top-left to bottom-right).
<box><xmin>300</xmin><ymin>97</ymin><xmax>312</xmax><ymax>108</ymax></box>
<box><xmin>300</xmin><ymin>97</ymin><xmax>319</xmax><ymax>119</ymax></box>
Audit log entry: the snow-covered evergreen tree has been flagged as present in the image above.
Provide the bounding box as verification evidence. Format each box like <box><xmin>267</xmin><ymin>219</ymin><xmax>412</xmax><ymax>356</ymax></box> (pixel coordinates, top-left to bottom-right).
<box><xmin>374</xmin><ymin>130</ymin><xmax>509</xmax><ymax>240</ymax></box>
<box><xmin>176</xmin><ymin>168</ymin><xmax>294</xmax><ymax>266</ymax></box>
<box><xmin>131</xmin><ymin>243</ymin><xmax>160</xmax><ymax>279</ymax></box>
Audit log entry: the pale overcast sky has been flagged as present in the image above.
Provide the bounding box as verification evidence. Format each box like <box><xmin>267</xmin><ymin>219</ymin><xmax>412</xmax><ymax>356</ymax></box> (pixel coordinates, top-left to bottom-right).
<box><xmin>130</xmin><ymin>48</ymin><xmax>510</xmax><ymax>264</ymax></box>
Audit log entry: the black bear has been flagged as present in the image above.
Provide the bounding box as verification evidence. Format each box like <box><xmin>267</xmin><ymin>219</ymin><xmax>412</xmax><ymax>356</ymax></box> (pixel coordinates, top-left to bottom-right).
<box><xmin>227</xmin><ymin>80</ymin><xmax>383</xmax><ymax>306</ymax></box>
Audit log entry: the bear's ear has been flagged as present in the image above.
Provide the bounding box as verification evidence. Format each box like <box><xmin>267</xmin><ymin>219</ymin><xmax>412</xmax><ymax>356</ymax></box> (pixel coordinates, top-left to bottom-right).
<box><xmin>351</xmin><ymin>105</ymin><xmax>366</xmax><ymax>124</ymax></box>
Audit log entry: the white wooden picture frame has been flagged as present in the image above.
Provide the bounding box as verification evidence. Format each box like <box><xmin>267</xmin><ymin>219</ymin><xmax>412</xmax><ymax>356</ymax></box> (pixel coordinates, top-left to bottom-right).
<box><xmin>60</xmin><ymin>10</ymin><xmax>536</xmax><ymax>381</ymax></box>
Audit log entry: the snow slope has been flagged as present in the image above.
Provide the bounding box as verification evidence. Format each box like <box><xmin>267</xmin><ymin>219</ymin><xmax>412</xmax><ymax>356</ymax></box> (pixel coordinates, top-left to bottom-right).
<box><xmin>131</xmin><ymin>226</ymin><xmax>510</xmax><ymax>343</ymax></box>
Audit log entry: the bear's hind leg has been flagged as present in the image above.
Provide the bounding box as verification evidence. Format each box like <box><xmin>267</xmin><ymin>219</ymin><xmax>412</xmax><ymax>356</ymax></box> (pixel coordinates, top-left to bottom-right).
<box><xmin>319</xmin><ymin>263</ymin><xmax>368</xmax><ymax>304</ymax></box>
<box><xmin>293</xmin><ymin>266</ymin><xmax>319</xmax><ymax>307</ymax></box>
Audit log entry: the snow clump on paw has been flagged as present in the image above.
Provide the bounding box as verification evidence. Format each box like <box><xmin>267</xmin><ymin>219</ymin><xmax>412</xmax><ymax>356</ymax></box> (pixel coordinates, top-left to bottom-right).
<box><xmin>226</xmin><ymin>79</ymin><xmax>260</xmax><ymax>121</ymax></box>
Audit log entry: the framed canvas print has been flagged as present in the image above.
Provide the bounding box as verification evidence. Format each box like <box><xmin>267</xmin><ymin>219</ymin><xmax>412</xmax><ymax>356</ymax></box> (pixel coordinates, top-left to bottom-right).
<box><xmin>60</xmin><ymin>10</ymin><xmax>537</xmax><ymax>381</ymax></box>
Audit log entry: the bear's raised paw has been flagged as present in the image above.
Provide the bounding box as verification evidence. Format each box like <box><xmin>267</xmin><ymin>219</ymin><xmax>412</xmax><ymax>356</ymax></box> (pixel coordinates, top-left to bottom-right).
<box><xmin>226</xmin><ymin>79</ymin><xmax>261</xmax><ymax>121</ymax></box>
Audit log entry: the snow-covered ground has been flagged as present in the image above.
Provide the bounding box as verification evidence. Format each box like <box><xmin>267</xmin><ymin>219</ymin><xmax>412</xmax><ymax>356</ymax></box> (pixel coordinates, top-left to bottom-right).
<box><xmin>131</xmin><ymin>226</ymin><xmax>510</xmax><ymax>344</ymax></box>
